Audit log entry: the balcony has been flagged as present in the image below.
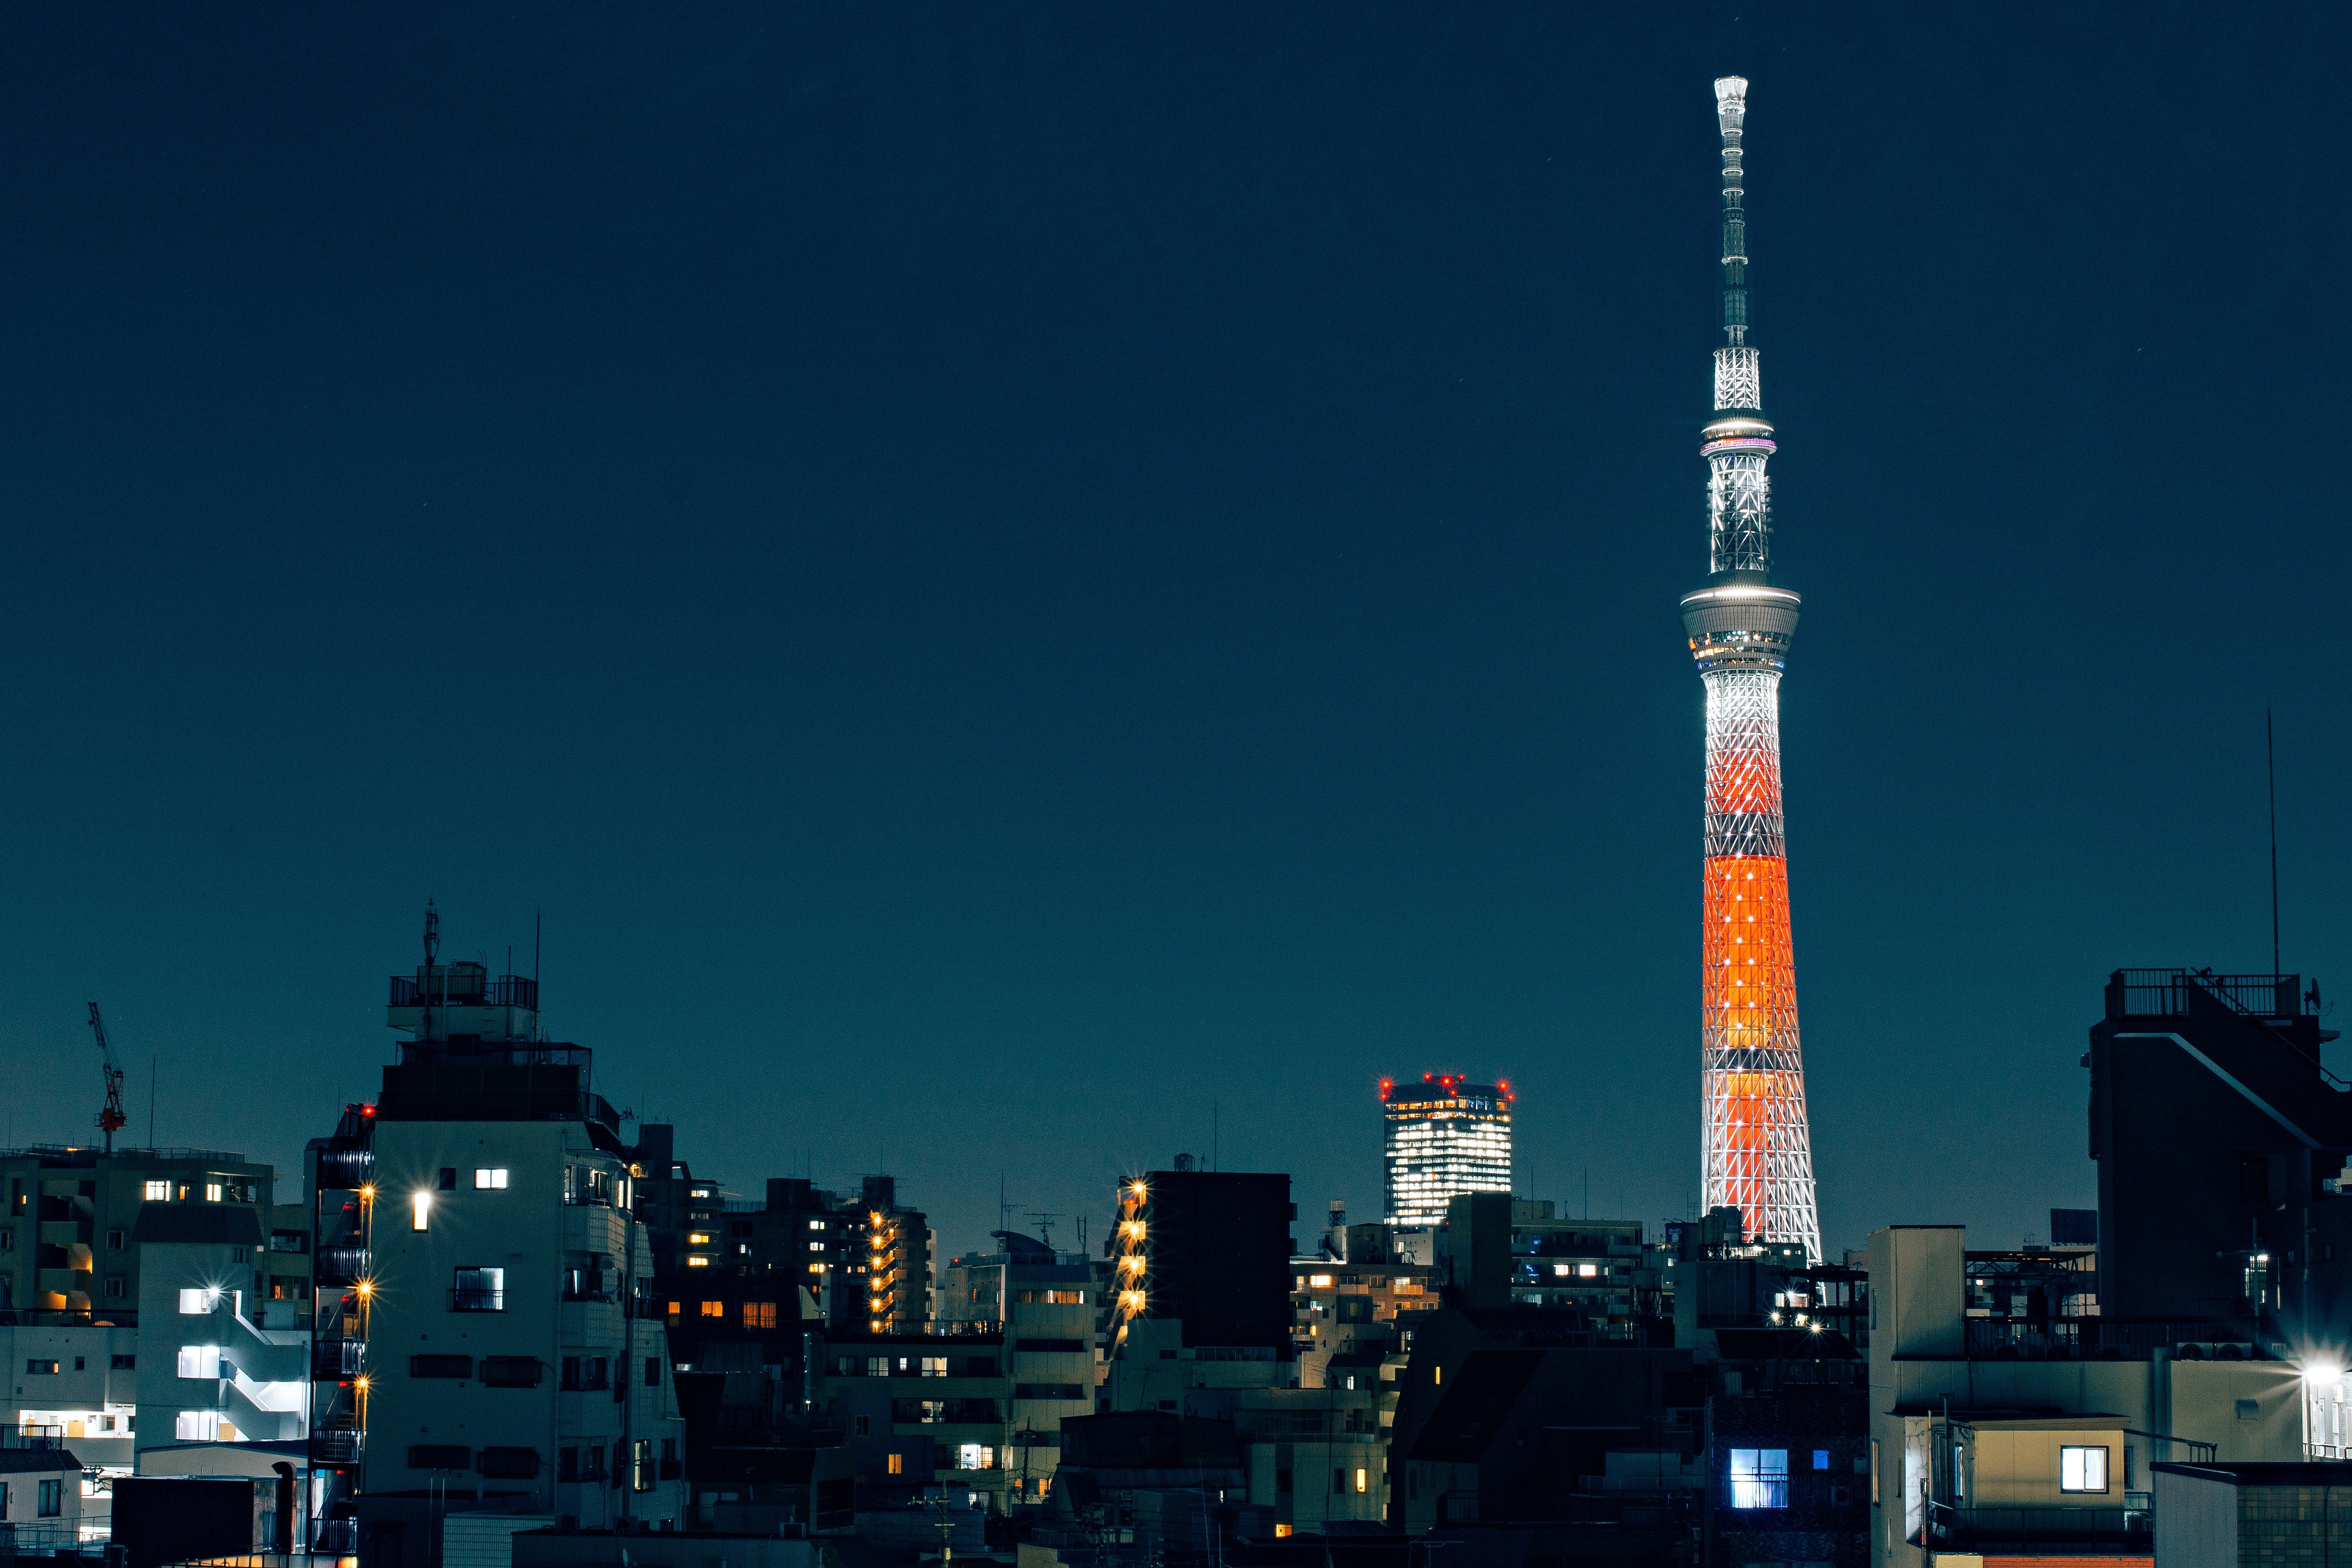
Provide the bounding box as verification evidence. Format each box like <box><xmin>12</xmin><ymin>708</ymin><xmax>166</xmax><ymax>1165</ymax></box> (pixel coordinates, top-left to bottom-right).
<box><xmin>389</xmin><ymin>972</ymin><xmax>539</xmax><ymax>1010</ymax></box>
<box><xmin>317</xmin><ymin>1148</ymin><xmax>375</xmax><ymax>1190</ymax></box>
<box><xmin>450</xmin><ymin>1286</ymin><xmax>505</xmax><ymax>1312</ymax></box>
<box><xmin>317</xmin><ymin>1247</ymin><xmax>370</xmax><ymax>1286</ymax></box>
<box><xmin>312</xmin><ymin>1520</ymin><xmax>359</xmax><ymax>1556</ymax></box>
<box><xmin>1927</xmin><ymin>1502</ymin><xmax>2151</xmax><ymax>1552</ymax></box>
<box><xmin>1964</xmin><ymin>1316</ymin><xmax>2258</xmax><ymax>1362</ymax></box>
<box><xmin>312</xmin><ymin>1338</ymin><xmax>366</xmax><ymax>1379</ymax></box>
<box><xmin>310</xmin><ymin>1430</ymin><xmax>365</xmax><ymax>1465</ymax></box>
<box><xmin>2106</xmin><ymin>969</ymin><xmax>2312</xmax><ymax>1023</ymax></box>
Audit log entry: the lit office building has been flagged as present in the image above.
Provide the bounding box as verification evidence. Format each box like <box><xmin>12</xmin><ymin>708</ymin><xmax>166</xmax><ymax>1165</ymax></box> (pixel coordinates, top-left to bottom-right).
<box><xmin>1380</xmin><ymin>1075</ymin><xmax>1513</xmax><ymax>1226</ymax></box>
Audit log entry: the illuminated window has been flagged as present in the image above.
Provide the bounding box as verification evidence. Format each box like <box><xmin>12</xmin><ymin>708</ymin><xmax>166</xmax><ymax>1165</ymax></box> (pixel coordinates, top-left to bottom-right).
<box><xmin>666</xmin><ymin>1302</ymin><xmax>680</xmax><ymax>1318</ymax></box>
<box><xmin>1727</xmin><ymin>1448</ymin><xmax>1788</xmax><ymax>1508</ymax></box>
<box><xmin>143</xmin><ymin>1181</ymin><xmax>170</xmax><ymax>1202</ymax></box>
<box><xmin>205</xmin><ymin>1183</ymin><xmax>224</xmax><ymax>1203</ymax></box>
<box><xmin>920</xmin><ymin>1357</ymin><xmax>947</xmax><ymax>1377</ymax></box>
<box><xmin>1432</xmin><ymin>1365</ymin><xmax>1441</xmax><ymax>1385</ymax></box>
<box><xmin>742</xmin><ymin>1302</ymin><xmax>777</xmax><ymax>1329</ymax></box>
<box><xmin>474</xmin><ymin>1169</ymin><xmax>508</xmax><ymax>1190</ymax></box>
<box><xmin>1309</xmin><ymin>1275</ymin><xmax>1334</xmax><ymax>1288</ymax></box>
<box><xmin>887</xmin><ymin>1453</ymin><xmax>903</xmax><ymax>1475</ymax></box>
<box><xmin>1578</xmin><ymin>1263</ymin><xmax>1600</xmax><ymax>1278</ymax></box>
<box><xmin>686</xmin><ymin>1257</ymin><xmax>709</xmax><ymax>1268</ymax></box>
<box><xmin>688</xmin><ymin>1233</ymin><xmax>714</xmax><ymax>1245</ymax></box>
<box><xmin>956</xmin><ymin>1444</ymin><xmax>995</xmax><ymax>1471</ymax></box>
<box><xmin>412</xmin><ymin>1193</ymin><xmax>431</xmax><ymax>1231</ymax></box>
<box><xmin>1355</xmin><ymin>1468</ymin><xmax>1368</xmax><ymax>1493</ymax></box>
<box><xmin>809</xmin><ymin>1220</ymin><xmax>826</xmax><ymax>1230</ymax></box>
<box><xmin>177</xmin><ymin>1288</ymin><xmax>218</xmax><ymax>1315</ymax></box>
<box><xmin>2061</xmin><ymin>1446</ymin><xmax>2109</xmax><ymax>1493</ymax></box>
<box><xmin>699</xmin><ymin>1301</ymin><xmax>723</xmax><ymax>1318</ymax></box>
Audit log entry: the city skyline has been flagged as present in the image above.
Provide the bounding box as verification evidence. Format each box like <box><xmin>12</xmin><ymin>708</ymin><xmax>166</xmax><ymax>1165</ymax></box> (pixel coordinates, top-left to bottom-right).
<box><xmin>0</xmin><ymin>7</ymin><xmax>2343</xmax><ymax>1265</ymax></box>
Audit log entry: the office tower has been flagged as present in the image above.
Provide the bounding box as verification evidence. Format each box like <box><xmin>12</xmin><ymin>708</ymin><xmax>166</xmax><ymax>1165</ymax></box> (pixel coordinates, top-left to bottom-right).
<box><xmin>1379</xmin><ymin>1075</ymin><xmax>1512</xmax><ymax>1227</ymax></box>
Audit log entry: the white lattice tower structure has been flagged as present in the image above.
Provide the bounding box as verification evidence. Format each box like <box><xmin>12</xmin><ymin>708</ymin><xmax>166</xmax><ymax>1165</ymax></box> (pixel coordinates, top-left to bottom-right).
<box><xmin>1678</xmin><ymin>76</ymin><xmax>1822</xmax><ymax>1262</ymax></box>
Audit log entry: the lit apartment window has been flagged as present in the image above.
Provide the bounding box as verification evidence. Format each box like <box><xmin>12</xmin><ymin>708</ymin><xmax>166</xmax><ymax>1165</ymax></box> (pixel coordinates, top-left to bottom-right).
<box><xmin>475</xmin><ymin>1169</ymin><xmax>508</xmax><ymax>1190</ymax></box>
<box><xmin>809</xmin><ymin>1242</ymin><xmax>824</xmax><ymax>1252</ymax></box>
<box><xmin>700</xmin><ymin>1301</ymin><xmax>724</xmax><ymax>1318</ymax></box>
<box><xmin>412</xmin><ymin>1193</ymin><xmax>432</xmax><ymax>1231</ymax></box>
<box><xmin>809</xmin><ymin>1220</ymin><xmax>827</xmax><ymax>1230</ymax></box>
<box><xmin>177</xmin><ymin>1346</ymin><xmax>223</xmax><ymax>1378</ymax></box>
<box><xmin>174</xmin><ymin>1410</ymin><xmax>228</xmax><ymax>1441</ymax></box>
<box><xmin>144</xmin><ymin>1181</ymin><xmax>170</xmax><ymax>1201</ymax></box>
<box><xmin>742</xmin><ymin>1302</ymin><xmax>777</xmax><ymax>1329</ymax></box>
<box><xmin>956</xmin><ymin>1444</ymin><xmax>996</xmax><ymax>1471</ymax></box>
<box><xmin>688</xmin><ymin>1232</ymin><xmax>714</xmax><ymax>1245</ymax></box>
<box><xmin>1310</xmin><ymin>1275</ymin><xmax>1334</xmax><ymax>1288</ymax></box>
<box><xmin>1354</xmin><ymin>1468</ymin><xmax>1369</xmax><ymax>1493</ymax></box>
<box><xmin>1579</xmin><ymin>1263</ymin><xmax>1600</xmax><ymax>1278</ymax></box>
<box><xmin>178</xmin><ymin>1288</ymin><xmax>220</xmax><ymax>1315</ymax></box>
<box><xmin>2061</xmin><ymin>1446</ymin><xmax>2109</xmax><ymax>1493</ymax></box>
<box><xmin>1726</xmin><ymin>1448</ymin><xmax>1788</xmax><ymax>1509</ymax></box>
<box><xmin>886</xmin><ymin>1453</ymin><xmax>902</xmax><ymax>1475</ymax></box>
<box><xmin>686</xmin><ymin>1257</ymin><xmax>709</xmax><ymax>1268</ymax></box>
<box><xmin>205</xmin><ymin>1183</ymin><xmax>224</xmax><ymax>1203</ymax></box>
<box><xmin>920</xmin><ymin>1357</ymin><xmax>948</xmax><ymax>1377</ymax></box>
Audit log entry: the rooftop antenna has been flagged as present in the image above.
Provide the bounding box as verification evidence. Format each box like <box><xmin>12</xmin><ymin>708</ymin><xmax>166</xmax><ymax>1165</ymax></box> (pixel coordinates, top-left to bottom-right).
<box><xmin>1027</xmin><ymin>1212</ymin><xmax>1059</xmax><ymax>1249</ymax></box>
<box><xmin>2268</xmin><ymin>711</ymin><xmax>2281</xmax><ymax>977</ymax></box>
<box><xmin>535</xmin><ymin>907</ymin><xmax>544</xmax><ymax>1041</ymax></box>
<box><xmin>422</xmin><ymin>899</ymin><xmax>440</xmax><ymax>1043</ymax></box>
<box><xmin>1212</xmin><ymin>1100</ymin><xmax>1219</xmax><ymax>1172</ymax></box>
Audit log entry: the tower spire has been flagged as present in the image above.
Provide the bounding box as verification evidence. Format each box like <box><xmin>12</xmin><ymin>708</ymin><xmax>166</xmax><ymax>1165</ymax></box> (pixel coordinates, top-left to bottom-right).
<box><xmin>1679</xmin><ymin>76</ymin><xmax>1822</xmax><ymax>1262</ymax></box>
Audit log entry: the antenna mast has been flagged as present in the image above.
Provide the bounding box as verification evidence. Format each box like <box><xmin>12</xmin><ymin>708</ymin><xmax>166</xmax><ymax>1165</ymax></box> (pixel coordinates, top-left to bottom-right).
<box><xmin>2268</xmin><ymin>711</ymin><xmax>2281</xmax><ymax>976</ymax></box>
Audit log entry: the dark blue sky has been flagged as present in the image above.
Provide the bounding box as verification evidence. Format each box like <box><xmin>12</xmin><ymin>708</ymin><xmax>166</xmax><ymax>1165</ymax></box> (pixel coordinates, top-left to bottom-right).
<box><xmin>0</xmin><ymin>4</ymin><xmax>2342</xmax><ymax>1262</ymax></box>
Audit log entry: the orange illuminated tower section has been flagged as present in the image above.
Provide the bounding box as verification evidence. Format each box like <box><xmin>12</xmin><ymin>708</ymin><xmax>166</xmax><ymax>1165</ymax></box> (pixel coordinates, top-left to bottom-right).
<box><xmin>1678</xmin><ymin>76</ymin><xmax>1821</xmax><ymax>1261</ymax></box>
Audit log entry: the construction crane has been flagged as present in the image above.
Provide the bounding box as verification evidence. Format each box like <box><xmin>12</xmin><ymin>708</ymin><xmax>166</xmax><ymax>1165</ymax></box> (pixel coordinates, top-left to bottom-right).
<box><xmin>87</xmin><ymin>1003</ymin><xmax>128</xmax><ymax>1153</ymax></box>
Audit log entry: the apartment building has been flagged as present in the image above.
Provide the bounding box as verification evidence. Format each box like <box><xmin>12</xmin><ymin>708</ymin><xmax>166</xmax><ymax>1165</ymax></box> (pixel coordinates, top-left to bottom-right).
<box><xmin>934</xmin><ymin>1232</ymin><xmax>1096</xmax><ymax>1502</ymax></box>
<box><xmin>132</xmin><ymin>1203</ymin><xmax>308</xmax><ymax>1470</ymax></box>
<box><xmin>819</xmin><ymin>1329</ymin><xmax>1010</xmax><ymax>1509</ymax></box>
<box><xmin>0</xmin><ymin>1146</ymin><xmax>277</xmax><ymax>1316</ymax></box>
<box><xmin>323</xmin><ymin>938</ymin><xmax>685</xmax><ymax>1568</ymax></box>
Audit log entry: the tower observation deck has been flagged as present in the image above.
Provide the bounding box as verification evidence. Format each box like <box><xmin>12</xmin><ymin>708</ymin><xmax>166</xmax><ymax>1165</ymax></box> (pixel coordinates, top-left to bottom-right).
<box><xmin>1679</xmin><ymin>76</ymin><xmax>1821</xmax><ymax>1262</ymax></box>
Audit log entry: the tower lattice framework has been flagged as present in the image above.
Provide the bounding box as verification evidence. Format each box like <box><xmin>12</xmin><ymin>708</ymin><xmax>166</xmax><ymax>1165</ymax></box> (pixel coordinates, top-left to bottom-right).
<box><xmin>1678</xmin><ymin>77</ymin><xmax>1822</xmax><ymax>1262</ymax></box>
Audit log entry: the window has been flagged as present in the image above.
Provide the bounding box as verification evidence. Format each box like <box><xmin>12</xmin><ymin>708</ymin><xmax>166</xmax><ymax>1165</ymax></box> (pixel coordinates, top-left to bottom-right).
<box><xmin>412</xmin><ymin>1193</ymin><xmax>432</xmax><ymax>1231</ymax></box>
<box><xmin>205</xmin><ymin>1183</ymin><xmax>224</xmax><ymax>1203</ymax></box>
<box><xmin>700</xmin><ymin>1301</ymin><xmax>724</xmax><ymax>1318</ymax></box>
<box><xmin>451</xmin><ymin>1266</ymin><xmax>505</xmax><ymax>1311</ymax></box>
<box><xmin>479</xmin><ymin>1357</ymin><xmax>542</xmax><ymax>1388</ymax></box>
<box><xmin>867</xmin><ymin>1357</ymin><xmax>891</xmax><ymax>1377</ymax></box>
<box><xmin>1815</xmin><ymin>1451</ymin><xmax>1830</xmax><ymax>1470</ymax></box>
<box><xmin>411</xmin><ymin>1355</ymin><xmax>473</xmax><ymax>1379</ymax></box>
<box><xmin>632</xmin><ymin>1438</ymin><xmax>654</xmax><ymax>1492</ymax></box>
<box><xmin>1334</xmin><ymin>1469</ymin><xmax>1345</xmax><ymax>1494</ymax></box>
<box><xmin>1578</xmin><ymin>1263</ymin><xmax>1600</xmax><ymax>1278</ymax></box>
<box><xmin>1355</xmin><ymin>1468</ymin><xmax>1369</xmax><ymax>1494</ymax></box>
<box><xmin>102</xmin><ymin>1277</ymin><xmax>125</xmax><ymax>1300</ymax></box>
<box><xmin>438</xmin><ymin>1168</ymin><xmax>458</xmax><ymax>1191</ymax></box>
<box><xmin>104</xmin><ymin>1228</ymin><xmax>125</xmax><ymax>1251</ymax></box>
<box><xmin>1309</xmin><ymin>1274</ymin><xmax>1334</xmax><ymax>1288</ymax></box>
<box><xmin>1015</xmin><ymin>1289</ymin><xmax>1085</xmax><ymax>1304</ymax></box>
<box><xmin>956</xmin><ymin>1444</ymin><xmax>996</xmax><ymax>1471</ymax></box>
<box><xmin>688</xmin><ymin>1232</ymin><xmax>714</xmax><ymax>1245</ymax></box>
<box><xmin>477</xmin><ymin>1447</ymin><xmax>540</xmax><ymax>1479</ymax></box>
<box><xmin>474</xmin><ymin>1169</ymin><xmax>508</xmax><ymax>1190</ymax></box>
<box><xmin>810</xmin><ymin>1220</ymin><xmax>827</xmax><ymax>1231</ymax></box>
<box><xmin>742</xmin><ymin>1302</ymin><xmax>777</xmax><ymax>1329</ymax></box>
<box><xmin>37</xmin><ymin>1480</ymin><xmax>61</xmax><ymax>1518</ymax></box>
<box><xmin>177</xmin><ymin>1346</ymin><xmax>221</xmax><ymax>1379</ymax></box>
<box><xmin>920</xmin><ymin>1357</ymin><xmax>948</xmax><ymax>1378</ymax></box>
<box><xmin>1871</xmin><ymin>1440</ymin><xmax>1881</xmax><ymax>1505</ymax></box>
<box><xmin>410</xmin><ymin>1445</ymin><xmax>470</xmax><ymax>1469</ymax></box>
<box><xmin>144</xmin><ymin>1181</ymin><xmax>170</xmax><ymax>1201</ymax></box>
<box><xmin>174</xmin><ymin>1410</ymin><xmax>225</xmax><ymax>1440</ymax></box>
<box><xmin>855</xmin><ymin>1416</ymin><xmax>871</xmax><ymax>1436</ymax></box>
<box><xmin>112</xmin><ymin>1355</ymin><xmax>135</xmax><ymax>1371</ymax></box>
<box><xmin>686</xmin><ymin>1257</ymin><xmax>709</xmax><ymax>1268</ymax></box>
<box><xmin>25</xmin><ymin>1359</ymin><xmax>58</xmax><ymax>1375</ymax></box>
<box><xmin>2061</xmin><ymin>1446</ymin><xmax>2109</xmax><ymax>1493</ymax></box>
<box><xmin>886</xmin><ymin>1452</ymin><xmax>902</xmax><ymax>1475</ymax></box>
<box><xmin>1727</xmin><ymin>1448</ymin><xmax>1788</xmax><ymax>1509</ymax></box>
<box><xmin>645</xmin><ymin>1357</ymin><xmax>661</xmax><ymax>1388</ymax></box>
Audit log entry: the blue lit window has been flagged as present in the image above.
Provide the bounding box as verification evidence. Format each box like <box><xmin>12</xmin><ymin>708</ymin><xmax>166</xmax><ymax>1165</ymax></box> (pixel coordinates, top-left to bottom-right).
<box><xmin>1727</xmin><ymin>1448</ymin><xmax>1787</xmax><ymax>1509</ymax></box>
<box><xmin>1813</xmin><ymin>1450</ymin><xmax>1829</xmax><ymax>1470</ymax></box>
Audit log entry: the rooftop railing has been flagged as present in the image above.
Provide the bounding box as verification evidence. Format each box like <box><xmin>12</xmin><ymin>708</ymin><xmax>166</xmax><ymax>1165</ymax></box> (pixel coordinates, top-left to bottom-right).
<box><xmin>2107</xmin><ymin>969</ymin><xmax>2310</xmax><ymax>1022</ymax></box>
<box><xmin>1928</xmin><ymin>1501</ymin><xmax>2150</xmax><ymax>1551</ymax></box>
<box><xmin>1965</xmin><ymin>1316</ymin><xmax>2259</xmax><ymax>1361</ymax></box>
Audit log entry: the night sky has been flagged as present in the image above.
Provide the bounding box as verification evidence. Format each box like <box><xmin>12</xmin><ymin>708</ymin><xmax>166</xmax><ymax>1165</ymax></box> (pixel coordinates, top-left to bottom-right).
<box><xmin>0</xmin><ymin>5</ymin><xmax>2343</xmax><ymax>1264</ymax></box>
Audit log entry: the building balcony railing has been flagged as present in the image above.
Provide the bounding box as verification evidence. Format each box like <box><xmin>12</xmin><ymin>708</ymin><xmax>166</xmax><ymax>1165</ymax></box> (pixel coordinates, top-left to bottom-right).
<box><xmin>313</xmin><ymin>1519</ymin><xmax>360</xmax><ymax>1555</ymax></box>
<box><xmin>316</xmin><ymin>1147</ymin><xmax>376</xmax><ymax>1190</ymax></box>
<box><xmin>389</xmin><ymin>973</ymin><xmax>540</xmax><ymax>1010</ymax></box>
<box><xmin>1927</xmin><ymin>1501</ymin><xmax>2151</xmax><ymax>1551</ymax></box>
<box><xmin>317</xmin><ymin>1246</ymin><xmax>370</xmax><ymax>1285</ymax></box>
<box><xmin>2106</xmin><ymin>968</ymin><xmax>2311</xmax><ymax>1023</ymax></box>
<box><xmin>449</xmin><ymin>1287</ymin><xmax>505</xmax><ymax>1312</ymax></box>
<box><xmin>309</xmin><ymin>1430</ymin><xmax>365</xmax><ymax>1465</ymax></box>
<box><xmin>1964</xmin><ymin>1316</ymin><xmax>2260</xmax><ymax>1361</ymax></box>
<box><xmin>312</xmin><ymin>1338</ymin><xmax>366</xmax><ymax>1379</ymax></box>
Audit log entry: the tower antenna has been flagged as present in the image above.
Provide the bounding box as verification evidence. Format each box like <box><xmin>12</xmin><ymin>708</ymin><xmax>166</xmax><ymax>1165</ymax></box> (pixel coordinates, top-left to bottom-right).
<box><xmin>2268</xmin><ymin>710</ymin><xmax>2281</xmax><ymax>976</ymax></box>
<box><xmin>422</xmin><ymin>899</ymin><xmax>440</xmax><ymax>1043</ymax></box>
<box><xmin>1679</xmin><ymin>76</ymin><xmax>1822</xmax><ymax>1262</ymax></box>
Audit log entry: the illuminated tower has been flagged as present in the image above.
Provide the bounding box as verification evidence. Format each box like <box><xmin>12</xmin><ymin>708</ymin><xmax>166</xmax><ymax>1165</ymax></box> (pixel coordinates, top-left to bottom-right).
<box><xmin>1678</xmin><ymin>76</ymin><xmax>1822</xmax><ymax>1262</ymax></box>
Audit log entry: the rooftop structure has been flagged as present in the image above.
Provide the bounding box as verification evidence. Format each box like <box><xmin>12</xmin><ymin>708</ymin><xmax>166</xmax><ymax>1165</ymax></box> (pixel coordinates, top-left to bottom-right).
<box><xmin>1378</xmin><ymin>1075</ymin><xmax>1512</xmax><ymax>1228</ymax></box>
<box><xmin>1680</xmin><ymin>76</ymin><xmax>1822</xmax><ymax>1261</ymax></box>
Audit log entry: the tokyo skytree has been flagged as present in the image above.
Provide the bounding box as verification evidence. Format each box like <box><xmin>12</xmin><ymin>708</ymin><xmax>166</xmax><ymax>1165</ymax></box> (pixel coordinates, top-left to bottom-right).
<box><xmin>1678</xmin><ymin>76</ymin><xmax>1822</xmax><ymax>1262</ymax></box>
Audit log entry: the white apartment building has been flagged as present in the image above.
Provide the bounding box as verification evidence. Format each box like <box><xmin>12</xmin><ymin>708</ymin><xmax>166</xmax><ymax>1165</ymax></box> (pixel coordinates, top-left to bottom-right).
<box><xmin>132</xmin><ymin>1204</ymin><xmax>309</xmax><ymax>1472</ymax></box>
<box><xmin>338</xmin><ymin>943</ymin><xmax>685</xmax><ymax>1568</ymax></box>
